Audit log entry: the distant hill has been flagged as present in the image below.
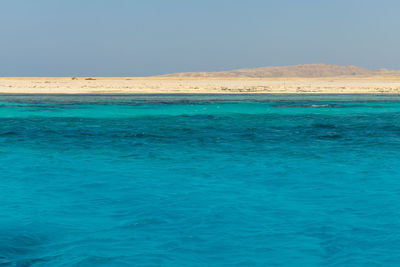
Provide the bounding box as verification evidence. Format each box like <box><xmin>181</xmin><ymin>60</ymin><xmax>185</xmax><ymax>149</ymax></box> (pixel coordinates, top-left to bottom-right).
<box><xmin>158</xmin><ymin>64</ymin><xmax>400</xmax><ymax>78</ymax></box>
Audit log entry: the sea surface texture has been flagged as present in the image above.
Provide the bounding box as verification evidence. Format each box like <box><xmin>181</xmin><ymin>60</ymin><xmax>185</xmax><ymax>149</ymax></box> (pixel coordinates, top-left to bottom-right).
<box><xmin>1</xmin><ymin>94</ymin><xmax>400</xmax><ymax>266</ymax></box>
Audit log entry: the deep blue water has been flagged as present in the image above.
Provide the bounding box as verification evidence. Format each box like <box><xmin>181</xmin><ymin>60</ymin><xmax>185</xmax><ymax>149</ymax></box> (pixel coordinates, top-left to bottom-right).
<box><xmin>1</xmin><ymin>94</ymin><xmax>400</xmax><ymax>266</ymax></box>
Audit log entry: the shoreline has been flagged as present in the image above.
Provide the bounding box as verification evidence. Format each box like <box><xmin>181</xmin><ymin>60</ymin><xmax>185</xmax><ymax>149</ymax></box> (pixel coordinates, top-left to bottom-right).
<box><xmin>1</xmin><ymin>77</ymin><xmax>400</xmax><ymax>94</ymax></box>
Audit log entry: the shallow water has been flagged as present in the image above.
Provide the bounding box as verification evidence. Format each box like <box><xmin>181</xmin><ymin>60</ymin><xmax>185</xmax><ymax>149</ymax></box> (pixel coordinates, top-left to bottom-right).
<box><xmin>1</xmin><ymin>94</ymin><xmax>400</xmax><ymax>266</ymax></box>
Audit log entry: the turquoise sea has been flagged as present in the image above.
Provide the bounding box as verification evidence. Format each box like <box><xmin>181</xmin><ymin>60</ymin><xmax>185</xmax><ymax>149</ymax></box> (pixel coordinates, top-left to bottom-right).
<box><xmin>1</xmin><ymin>94</ymin><xmax>400</xmax><ymax>266</ymax></box>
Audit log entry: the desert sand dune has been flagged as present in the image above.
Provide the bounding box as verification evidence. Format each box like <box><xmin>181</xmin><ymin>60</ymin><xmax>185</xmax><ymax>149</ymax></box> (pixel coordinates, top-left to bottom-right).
<box><xmin>2</xmin><ymin>64</ymin><xmax>400</xmax><ymax>94</ymax></box>
<box><xmin>159</xmin><ymin>64</ymin><xmax>400</xmax><ymax>78</ymax></box>
<box><xmin>1</xmin><ymin>76</ymin><xmax>400</xmax><ymax>94</ymax></box>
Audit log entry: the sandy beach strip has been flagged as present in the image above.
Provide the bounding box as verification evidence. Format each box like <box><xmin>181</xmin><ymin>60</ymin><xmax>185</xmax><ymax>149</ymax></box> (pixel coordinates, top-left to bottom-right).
<box><xmin>1</xmin><ymin>77</ymin><xmax>400</xmax><ymax>94</ymax></box>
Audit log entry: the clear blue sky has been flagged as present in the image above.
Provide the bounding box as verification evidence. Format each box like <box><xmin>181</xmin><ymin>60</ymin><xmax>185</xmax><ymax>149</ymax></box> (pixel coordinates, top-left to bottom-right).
<box><xmin>1</xmin><ymin>0</ymin><xmax>399</xmax><ymax>76</ymax></box>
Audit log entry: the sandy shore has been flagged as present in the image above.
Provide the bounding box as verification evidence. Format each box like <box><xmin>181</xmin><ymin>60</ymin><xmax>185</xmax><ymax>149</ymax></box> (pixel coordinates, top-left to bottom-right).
<box><xmin>1</xmin><ymin>77</ymin><xmax>400</xmax><ymax>94</ymax></box>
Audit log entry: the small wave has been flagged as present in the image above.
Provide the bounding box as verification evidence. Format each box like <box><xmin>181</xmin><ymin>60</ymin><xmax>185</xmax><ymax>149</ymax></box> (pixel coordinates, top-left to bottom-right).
<box><xmin>153</xmin><ymin>100</ymin><xmax>212</xmax><ymax>105</ymax></box>
<box><xmin>312</xmin><ymin>123</ymin><xmax>337</xmax><ymax>129</ymax></box>
<box><xmin>0</xmin><ymin>131</ymin><xmax>18</xmax><ymax>136</ymax></box>
<box><xmin>0</xmin><ymin>231</ymin><xmax>48</xmax><ymax>266</ymax></box>
<box><xmin>318</xmin><ymin>134</ymin><xmax>342</xmax><ymax>139</ymax></box>
<box><xmin>277</xmin><ymin>104</ymin><xmax>343</xmax><ymax>108</ymax></box>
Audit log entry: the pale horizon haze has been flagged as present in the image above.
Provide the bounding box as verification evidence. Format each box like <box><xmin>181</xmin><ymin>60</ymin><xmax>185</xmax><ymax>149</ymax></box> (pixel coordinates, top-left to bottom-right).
<box><xmin>1</xmin><ymin>0</ymin><xmax>400</xmax><ymax>76</ymax></box>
